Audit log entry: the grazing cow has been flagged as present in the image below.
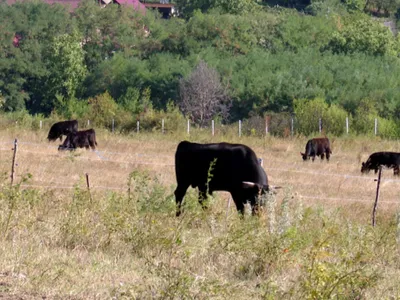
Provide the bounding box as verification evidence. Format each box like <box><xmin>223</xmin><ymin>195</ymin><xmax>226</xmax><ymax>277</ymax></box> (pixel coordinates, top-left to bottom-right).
<box><xmin>47</xmin><ymin>120</ymin><xmax>78</xmax><ymax>142</ymax></box>
<box><xmin>361</xmin><ymin>152</ymin><xmax>400</xmax><ymax>176</ymax></box>
<box><xmin>301</xmin><ymin>137</ymin><xmax>332</xmax><ymax>161</ymax></box>
<box><xmin>174</xmin><ymin>141</ymin><xmax>272</xmax><ymax>216</ymax></box>
<box><xmin>58</xmin><ymin>129</ymin><xmax>97</xmax><ymax>151</ymax></box>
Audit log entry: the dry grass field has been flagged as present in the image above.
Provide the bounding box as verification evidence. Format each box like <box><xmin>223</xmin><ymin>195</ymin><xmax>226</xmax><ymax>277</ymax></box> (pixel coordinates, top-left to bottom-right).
<box><xmin>1</xmin><ymin>125</ymin><xmax>400</xmax><ymax>299</ymax></box>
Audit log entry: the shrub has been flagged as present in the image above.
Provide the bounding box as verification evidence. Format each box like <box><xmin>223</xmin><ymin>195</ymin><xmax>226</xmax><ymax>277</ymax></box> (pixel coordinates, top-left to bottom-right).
<box><xmin>294</xmin><ymin>97</ymin><xmax>348</xmax><ymax>136</ymax></box>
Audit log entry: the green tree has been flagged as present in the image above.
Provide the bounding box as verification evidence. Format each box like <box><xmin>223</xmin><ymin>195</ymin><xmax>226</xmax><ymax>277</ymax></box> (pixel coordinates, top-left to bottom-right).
<box><xmin>214</xmin><ymin>0</ymin><xmax>258</xmax><ymax>14</ymax></box>
<box><xmin>175</xmin><ymin>0</ymin><xmax>215</xmax><ymax>18</ymax></box>
<box><xmin>175</xmin><ymin>0</ymin><xmax>259</xmax><ymax>18</ymax></box>
<box><xmin>74</xmin><ymin>0</ymin><xmax>149</xmax><ymax>70</ymax></box>
<box><xmin>0</xmin><ymin>1</ymin><xmax>72</xmax><ymax>112</ymax></box>
<box><xmin>327</xmin><ymin>16</ymin><xmax>400</xmax><ymax>56</ymax></box>
<box><xmin>42</xmin><ymin>30</ymin><xmax>87</xmax><ymax>111</ymax></box>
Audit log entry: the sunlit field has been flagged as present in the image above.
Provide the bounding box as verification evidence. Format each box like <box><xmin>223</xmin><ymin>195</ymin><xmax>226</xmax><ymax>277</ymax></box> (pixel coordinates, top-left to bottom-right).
<box><xmin>1</xmin><ymin>124</ymin><xmax>400</xmax><ymax>299</ymax></box>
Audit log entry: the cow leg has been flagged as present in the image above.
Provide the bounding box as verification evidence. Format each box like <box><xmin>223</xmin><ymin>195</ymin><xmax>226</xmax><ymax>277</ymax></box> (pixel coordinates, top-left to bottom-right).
<box><xmin>312</xmin><ymin>155</ymin><xmax>316</xmax><ymax>162</ymax></box>
<box><xmin>231</xmin><ymin>193</ymin><xmax>245</xmax><ymax>216</ymax></box>
<box><xmin>198</xmin><ymin>185</ymin><xmax>209</xmax><ymax>211</ymax></box>
<box><xmin>174</xmin><ymin>184</ymin><xmax>189</xmax><ymax>217</ymax></box>
<box><xmin>320</xmin><ymin>153</ymin><xmax>325</xmax><ymax>160</ymax></box>
<box><xmin>326</xmin><ymin>150</ymin><xmax>330</xmax><ymax>161</ymax></box>
<box><xmin>394</xmin><ymin>166</ymin><xmax>399</xmax><ymax>176</ymax></box>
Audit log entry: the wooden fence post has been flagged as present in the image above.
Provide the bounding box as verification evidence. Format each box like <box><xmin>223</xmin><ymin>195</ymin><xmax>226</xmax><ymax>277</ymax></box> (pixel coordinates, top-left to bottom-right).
<box><xmin>372</xmin><ymin>166</ymin><xmax>382</xmax><ymax>227</ymax></box>
<box><xmin>112</xmin><ymin>119</ymin><xmax>115</xmax><ymax>133</ymax></box>
<box><xmin>86</xmin><ymin>173</ymin><xmax>92</xmax><ymax>203</ymax></box>
<box><xmin>187</xmin><ymin>120</ymin><xmax>190</xmax><ymax>135</ymax></box>
<box><xmin>162</xmin><ymin>119</ymin><xmax>165</xmax><ymax>134</ymax></box>
<box><xmin>137</xmin><ymin>121</ymin><xmax>140</xmax><ymax>133</ymax></box>
<box><xmin>10</xmin><ymin>139</ymin><xmax>18</xmax><ymax>186</ymax></box>
<box><xmin>239</xmin><ymin>120</ymin><xmax>242</xmax><ymax>137</ymax></box>
<box><xmin>374</xmin><ymin>118</ymin><xmax>378</xmax><ymax>136</ymax></box>
<box><xmin>212</xmin><ymin>120</ymin><xmax>215</xmax><ymax>136</ymax></box>
<box><xmin>346</xmin><ymin>117</ymin><xmax>349</xmax><ymax>134</ymax></box>
<box><xmin>39</xmin><ymin>120</ymin><xmax>42</xmax><ymax>130</ymax></box>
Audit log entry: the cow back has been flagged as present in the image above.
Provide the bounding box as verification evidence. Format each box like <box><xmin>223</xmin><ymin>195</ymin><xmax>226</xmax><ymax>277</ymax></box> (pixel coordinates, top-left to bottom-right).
<box><xmin>175</xmin><ymin>141</ymin><xmax>267</xmax><ymax>191</ymax></box>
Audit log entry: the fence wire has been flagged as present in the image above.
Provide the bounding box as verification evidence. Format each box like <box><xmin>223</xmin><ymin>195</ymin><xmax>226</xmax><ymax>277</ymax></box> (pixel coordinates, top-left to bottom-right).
<box><xmin>2</xmin><ymin>138</ymin><xmax>399</xmax><ymax>205</ymax></box>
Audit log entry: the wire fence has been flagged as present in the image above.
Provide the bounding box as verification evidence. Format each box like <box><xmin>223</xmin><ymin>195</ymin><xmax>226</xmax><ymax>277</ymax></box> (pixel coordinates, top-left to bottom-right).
<box><xmin>1</xmin><ymin>138</ymin><xmax>400</xmax><ymax>207</ymax></box>
<box><xmin>0</xmin><ymin>114</ymin><xmax>385</xmax><ymax>138</ymax></box>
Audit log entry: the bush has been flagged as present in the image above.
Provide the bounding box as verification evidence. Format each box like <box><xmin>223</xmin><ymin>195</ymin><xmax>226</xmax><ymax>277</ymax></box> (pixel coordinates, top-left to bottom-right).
<box><xmin>294</xmin><ymin>97</ymin><xmax>348</xmax><ymax>136</ymax></box>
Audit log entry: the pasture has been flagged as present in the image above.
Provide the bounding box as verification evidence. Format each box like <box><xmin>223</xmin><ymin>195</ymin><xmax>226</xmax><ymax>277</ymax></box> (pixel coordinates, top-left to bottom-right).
<box><xmin>1</xmin><ymin>126</ymin><xmax>400</xmax><ymax>299</ymax></box>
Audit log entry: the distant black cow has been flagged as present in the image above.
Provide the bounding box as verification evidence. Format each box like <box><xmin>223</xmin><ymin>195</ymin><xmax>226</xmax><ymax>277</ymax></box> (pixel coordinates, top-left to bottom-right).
<box><xmin>174</xmin><ymin>141</ymin><xmax>272</xmax><ymax>216</ymax></box>
<box><xmin>301</xmin><ymin>137</ymin><xmax>332</xmax><ymax>162</ymax></box>
<box><xmin>361</xmin><ymin>152</ymin><xmax>400</xmax><ymax>176</ymax></box>
<box><xmin>47</xmin><ymin>120</ymin><xmax>78</xmax><ymax>142</ymax></box>
<box><xmin>58</xmin><ymin>129</ymin><xmax>97</xmax><ymax>151</ymax></box>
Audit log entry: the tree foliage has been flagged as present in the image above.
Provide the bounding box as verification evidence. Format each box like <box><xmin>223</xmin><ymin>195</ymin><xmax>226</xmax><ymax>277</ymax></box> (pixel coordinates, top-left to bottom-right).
<box><xmin>2</xmin><ymin>0</ymin><xmax>400</xmax><ymax>132</ymax></box>
<box><xmin>327</xmin><ymin>16</ymin><xmax>400</xmax><ymax>56</ymax></box>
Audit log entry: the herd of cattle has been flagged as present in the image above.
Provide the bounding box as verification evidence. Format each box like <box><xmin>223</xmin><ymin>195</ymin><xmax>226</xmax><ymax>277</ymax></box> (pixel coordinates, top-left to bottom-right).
<box><xmin>47</xmin><ymin>120</ymin><xmax>400</xmax><ymax>216</ymax></box>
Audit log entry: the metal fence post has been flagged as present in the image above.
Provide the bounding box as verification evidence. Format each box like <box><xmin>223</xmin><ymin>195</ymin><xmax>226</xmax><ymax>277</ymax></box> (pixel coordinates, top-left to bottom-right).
<box><xmin>291</xmin><ymin>117</ymin><xmax>294</xmax><ymax>136</ymax></box>
<box><xmin>212</xmin><ymin>120</ymin><xmax>215</xmax><ymax>136</ymax></box>
<box><xmin>319</xmin><ymin>118</ymin><xmax>322</xmax><ymax>133</ymax></box>
<box><xmin>239</xmin><ymin>120</ymin><xmax>242</xmax><ymax>137</ymax></box>
<box><xmin>374</xmin><ymin>118</ymin><xmax>378</xmax><ymax>135</ymax></box>
<box><xmin>346</xmin><ymin>117</ymin><xmax>349</xmax><ymax>134</ymax></box>
<box><xmin>187</xmin><ymin>119</ymin><xmax>190</xmax><ymax>135</ymax></box>
<box><xmin>137</xmin><ymin>120</ymin><xmax>140</xmax><ymax>133</ymax></box>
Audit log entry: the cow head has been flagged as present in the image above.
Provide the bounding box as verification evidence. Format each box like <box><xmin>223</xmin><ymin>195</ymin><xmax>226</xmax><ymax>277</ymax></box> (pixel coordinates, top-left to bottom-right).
<box><xmin>361</xmin><ymin>162</ymin><xmax>370</xmax><ymax>174</ymax></box>
<box><xmin>300</xmin><ymin>152</ymin><xmax>308</xmax><ymax>161</ymax></box>
<box><xmin>47</xmin><ymin>130</ymin><xmax>60</xmax><ymax>142</ymax></box>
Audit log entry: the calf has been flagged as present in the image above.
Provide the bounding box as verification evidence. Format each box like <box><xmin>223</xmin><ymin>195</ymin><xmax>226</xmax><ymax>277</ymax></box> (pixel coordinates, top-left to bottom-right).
<box><xmin>361</xmin><ymin>152</ymin><xmax>400</xmax><ymax>176</ymax></box>
<box><xmin>47</xmin><ymin>120</ymin><xmax>78</xmax><ymax>142</ymax></box>
<box><xmin>301</xmin><ymin>137</ymin><xmax>332</xmax><ymax>162</ymax></box>
<box><xmin>58</xmin><ymin>129</ymin><xmax>97</xmax><ymax>151</ymax></box>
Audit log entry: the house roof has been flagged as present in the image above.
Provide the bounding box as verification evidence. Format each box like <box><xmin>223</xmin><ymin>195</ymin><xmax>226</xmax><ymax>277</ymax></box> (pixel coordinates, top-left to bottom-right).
<box><xmin>5</xmin><ymin>0</ymin><xmax>146</xmax><ymax>12</ymax></box>
<box><xmin>114</xmin><ymin>0</ymin><xmax>146</xmax><ymax>11</ymax></box>
<box><xmin>142</xmin><ymin>2</ymin><xmax>173</xmax><ymax>8</ymax></box>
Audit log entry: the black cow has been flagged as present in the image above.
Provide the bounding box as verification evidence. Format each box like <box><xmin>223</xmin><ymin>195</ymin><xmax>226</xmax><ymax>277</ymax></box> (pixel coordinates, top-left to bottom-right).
<box><xmin>174</xmin><ymin>141</ymin><xmax>271</xmax><ymax>216</ymax></box>
<box><xmin>58</xmin><ymin>129</ymin><xmax>98</xmax><ymax>151</ymax></box>
<box><xmin>47</xmin><ymin>120</ymin><xmax>78</xmax><ymax>142</ymax></box>
<box><xmin>301</xmin><ymin>137</ymin><xmax>332</xmax><ymax>161</ymax></box>
<box><xmin>361</xmin><ymin>152</ymin><xmax>400</xmax><ymax>176</ymax></box>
